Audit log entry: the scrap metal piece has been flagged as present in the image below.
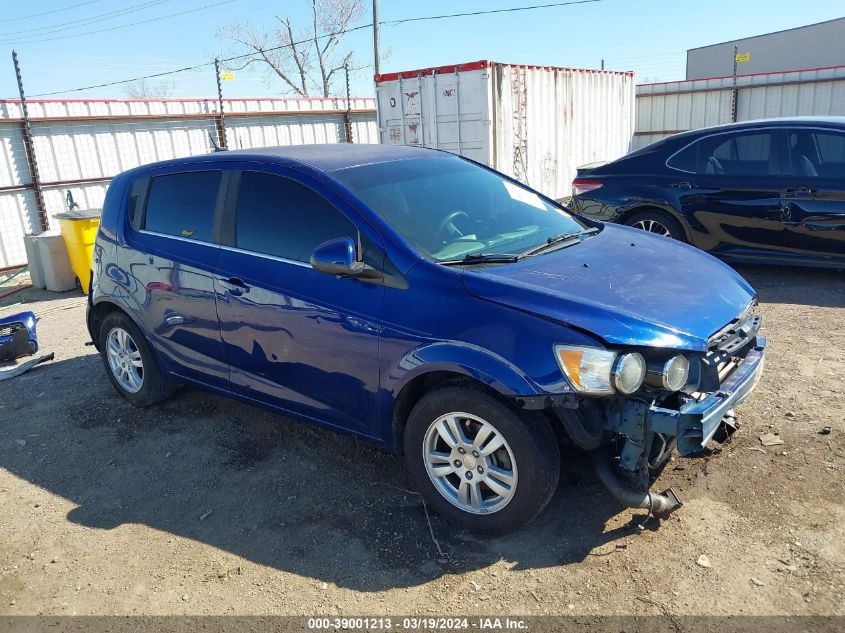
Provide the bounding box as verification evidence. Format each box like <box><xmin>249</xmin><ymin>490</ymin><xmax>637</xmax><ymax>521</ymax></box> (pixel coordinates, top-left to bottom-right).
<box><xmin>0</xmin><ymin>352</ymin><xmax>54</xmax><ymax>382</ymax></box>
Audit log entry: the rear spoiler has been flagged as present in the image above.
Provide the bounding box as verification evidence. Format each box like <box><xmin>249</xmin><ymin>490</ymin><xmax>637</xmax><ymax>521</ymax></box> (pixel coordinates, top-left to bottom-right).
<box><xmin>576</xmin><ymin>160</ymin><xmax>608</xmax><ymax>175</ymax></box>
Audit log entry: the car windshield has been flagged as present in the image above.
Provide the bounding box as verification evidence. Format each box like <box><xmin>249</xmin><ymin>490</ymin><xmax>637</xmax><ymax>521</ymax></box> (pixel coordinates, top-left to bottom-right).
<box><xmin>332</xmin><ymin>156</ymin><xmax>588</xmax><ymax>262</ymax></box>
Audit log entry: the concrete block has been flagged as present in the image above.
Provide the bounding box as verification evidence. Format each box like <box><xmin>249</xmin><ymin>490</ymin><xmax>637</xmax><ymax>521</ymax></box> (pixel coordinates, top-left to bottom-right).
<box><xmin>32</xmin><ymin>231</ymin><xmax>76</xmax><ymax>292</ymax></box>
<box><xmin>23</xmin><ymin>234</ymin><xmax>45</xmax><ymax>289</ymax></box>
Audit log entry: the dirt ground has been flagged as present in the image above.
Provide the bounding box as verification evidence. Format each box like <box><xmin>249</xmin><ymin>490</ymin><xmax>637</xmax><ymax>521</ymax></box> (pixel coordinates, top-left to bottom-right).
<box><xmin>0</xmin><ymin>265</ymin><xmax>842</xmax><ymax>617</ymax></box>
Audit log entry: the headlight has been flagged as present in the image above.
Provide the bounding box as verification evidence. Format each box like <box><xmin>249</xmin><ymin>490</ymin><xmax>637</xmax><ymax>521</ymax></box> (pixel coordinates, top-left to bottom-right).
<box><xmin>612</xmin><ymin>353</ymin><xmax>647</xmax><ymax>394</ymax></box>
<box><xmin>662</xmin><ymin>355</ymin><xmax>690</xmax><ymax>391</ymax></box>
<box><xmin>555</xmin><ymin>345</ymin><xmax>645</xmax><ymax>395</ymax></box>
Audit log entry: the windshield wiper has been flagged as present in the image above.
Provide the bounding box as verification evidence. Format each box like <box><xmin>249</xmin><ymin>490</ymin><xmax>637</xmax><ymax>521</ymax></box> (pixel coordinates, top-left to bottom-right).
<box><xmin>519</xmin><ymin>227</ymin><xmax>599</xmax><ymax>258</ymax></box>
<box><xmin>439</xmin><ymin>252</ymin><xmax>522</xmax><ymax>266</ymax></box>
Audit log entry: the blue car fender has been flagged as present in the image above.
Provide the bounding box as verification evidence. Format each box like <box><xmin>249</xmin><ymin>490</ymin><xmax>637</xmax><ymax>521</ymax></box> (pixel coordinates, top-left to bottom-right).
<box><xmin>393</xmin><ymin>340</ymin><xmax>543</xmax><ymax>397</ymax></box>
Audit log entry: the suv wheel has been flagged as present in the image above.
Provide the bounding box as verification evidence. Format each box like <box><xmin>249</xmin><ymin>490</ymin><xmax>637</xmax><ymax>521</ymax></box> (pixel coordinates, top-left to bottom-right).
<box><xmin>625</xmin><ymin>210</ymin><xmax>686</xmax><ymax>241</ymax></box>
<box><xmin>405</xmin><ymin>387</ymin><xmax>560</xmax><ymax>534</ymax></box>
<box><xmin>99</xmin><ymin>311</ymin><xmax>175</xmax><ymax>407</ymax></box>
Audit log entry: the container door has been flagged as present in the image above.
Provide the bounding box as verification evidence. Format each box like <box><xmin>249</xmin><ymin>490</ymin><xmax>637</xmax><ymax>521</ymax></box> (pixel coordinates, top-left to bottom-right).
<box><xmin>780</xmin><ymin>128</ymin><xmax>845</xmax><ymax>265</ymax></box>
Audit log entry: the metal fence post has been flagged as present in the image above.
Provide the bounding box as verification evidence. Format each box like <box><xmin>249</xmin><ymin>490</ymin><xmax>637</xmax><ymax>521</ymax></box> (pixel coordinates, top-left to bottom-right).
<box><xmin>12</xmin><ymin>50</ymin><xmax>47</xmax><ymax>233</ymax></box>
<box><xmin>214</xmin><ymin>58</ymin><xmax>228</xmax><ymax>149</ymax></box>
<box><xmin>730</xmin><ymin>44</ymin><xmax>739</xmax><ymax>123</ymax></box>
<box><xmin>344</xmin><ymin>63</ymin><xmax>354</xmax><ymax>143</ymax></box>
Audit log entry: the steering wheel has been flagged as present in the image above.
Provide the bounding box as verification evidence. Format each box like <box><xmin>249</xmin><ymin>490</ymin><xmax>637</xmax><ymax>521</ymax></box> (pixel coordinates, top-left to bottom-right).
<box><xmin>436</xmin><ymin>210</ymin><xmax>469</xmax><ymax>241</ymax></box>
<box><xmin>706</xmin><ymin>156</ymin><xmax>724</xmax><ymax>175</ymax></box>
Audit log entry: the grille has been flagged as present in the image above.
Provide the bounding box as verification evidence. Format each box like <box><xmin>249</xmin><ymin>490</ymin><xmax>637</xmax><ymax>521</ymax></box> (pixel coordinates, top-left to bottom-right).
<box><xmin>0</xmin><ymin>321</ymin><xmax>26</xmax><ymax>338</ymax></box>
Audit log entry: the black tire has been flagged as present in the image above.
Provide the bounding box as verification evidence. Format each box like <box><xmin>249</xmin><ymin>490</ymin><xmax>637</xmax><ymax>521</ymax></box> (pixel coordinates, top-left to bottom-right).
<box><xmin>98</xmin><ymin>311</ymin><xmax>176</xmax><ymax>407</ymax></box>
<box><xmin>404</xmin><ymin>386</ymin><xmax>560</xmax><ymax>534</ymax></box>
<box><xmin>624</xmin><ymin>210</ymin><xmax>687</xmax><ymax>242</ymax></box>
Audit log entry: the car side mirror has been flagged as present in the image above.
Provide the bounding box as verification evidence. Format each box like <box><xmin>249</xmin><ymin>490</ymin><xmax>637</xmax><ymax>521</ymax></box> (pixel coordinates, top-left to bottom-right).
<box><xmin>310</xmin><ymin>237</ymin><xmax>382</xmax><ymax>281</ymax></box>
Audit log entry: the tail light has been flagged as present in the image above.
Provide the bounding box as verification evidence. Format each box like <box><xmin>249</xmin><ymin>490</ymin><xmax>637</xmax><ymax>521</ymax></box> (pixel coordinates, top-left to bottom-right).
<box><xmin>572</xmin><ymin>179</ymin><xmax>603</xmax><ymax>196</ymax></box>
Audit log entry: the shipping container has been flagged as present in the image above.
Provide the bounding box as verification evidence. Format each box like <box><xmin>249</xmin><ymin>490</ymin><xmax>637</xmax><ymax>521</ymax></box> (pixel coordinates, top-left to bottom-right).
<box><xmin>634</xmin><ymin>64</ymin><xmax>845</xmax><ymax>149</ymax></box>
<box><xmin>375</xmin><ymin>60</ymin><xmax>635</xmax><ymax>200</ymax></box>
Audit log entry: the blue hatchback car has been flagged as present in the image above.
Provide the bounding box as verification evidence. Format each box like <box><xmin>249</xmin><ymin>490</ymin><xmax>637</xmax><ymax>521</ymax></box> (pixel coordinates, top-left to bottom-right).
<box><xmin>88</xmin><ymin>144</ymin><xmax>766</xmax><ymax>533</ymax></box>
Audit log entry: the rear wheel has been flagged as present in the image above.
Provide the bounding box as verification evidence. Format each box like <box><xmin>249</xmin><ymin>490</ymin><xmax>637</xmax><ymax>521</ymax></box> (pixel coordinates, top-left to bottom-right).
<box><xmin>625</xmin><ymin>210</ymin><xmax>686</xmax><ymax>241</ymax></box>
<box><xmin>98</xmin><ymin>311</ymin><xmax>176</xmax><ymax>407</ymax></box>
<box><xmin>404</xmin><ymin>386</ymin><xmax>560</xmax><ymax>534</ymax></box>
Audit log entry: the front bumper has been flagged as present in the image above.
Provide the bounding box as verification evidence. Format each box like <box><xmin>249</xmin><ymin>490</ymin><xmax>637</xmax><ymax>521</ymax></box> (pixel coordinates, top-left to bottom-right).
<box><xmin>651</xmin><ymin>337</ymin><xmax>767</xmax><ymax>455</ymax></box>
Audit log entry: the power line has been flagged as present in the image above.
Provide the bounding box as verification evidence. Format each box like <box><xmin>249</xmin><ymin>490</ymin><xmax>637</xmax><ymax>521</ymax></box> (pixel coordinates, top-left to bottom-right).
<box><xmin>5</xmin><ymin>0</ymin><xmax>235</xmax><ymax>45</ymax></box>
<box><xmin>0</xmin><ymin>0</ymin><xmax>173</xmax><ymax>40</ymax></box>
<box><xmin>0</xmin><ymin>0</ymin><xmax>105</xmax><ymax>23</ymax></box>
<box><xmin>27</xmin><ymin>0</ymin><xmax>607</xmax><ymax>97</ymax></box>
<box><xmin>382</xmin><ymin>0</ymin><xmax>602</xmax><ymax>26</ymax></box>
<box><xmin>29</xmin><ymin>21</ymin><xmax>374</xmax><ymax>96</ymax></box>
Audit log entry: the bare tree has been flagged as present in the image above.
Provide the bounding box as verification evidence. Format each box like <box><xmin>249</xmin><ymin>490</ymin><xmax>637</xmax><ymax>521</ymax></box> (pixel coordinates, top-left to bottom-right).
<box><xmin>217</xmin><ymin>0</ymin><xmax>363</xmax><ymax>97</ymax></box>
<box><xmin>122</xmin><ymin>79</ymin><xmax>176</xmax><ymax>99</ymax></box>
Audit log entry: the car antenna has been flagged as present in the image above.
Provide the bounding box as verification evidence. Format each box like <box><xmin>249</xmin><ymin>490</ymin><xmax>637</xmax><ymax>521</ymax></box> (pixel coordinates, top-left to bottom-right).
<box><xmin>207</xmin><ymin>131</ymin><xmax>227</xmax><ymax>153</ymax></box>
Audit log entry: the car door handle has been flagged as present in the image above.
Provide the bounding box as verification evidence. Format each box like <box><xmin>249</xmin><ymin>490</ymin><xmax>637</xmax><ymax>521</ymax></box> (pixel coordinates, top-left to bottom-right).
<box><xmin>669</xmin><ymin>181</ymin><xmax>697</xmax><ymax>190</ymax></box>
<box><xmin>219</xmin><ymin>276</ymin><xmax>249</xmax><ymax>296</ymax></box>
<box><xmin>785</xmin><ymin>186</ymin><xmax>816</xmax><ymax>197</ymax></box>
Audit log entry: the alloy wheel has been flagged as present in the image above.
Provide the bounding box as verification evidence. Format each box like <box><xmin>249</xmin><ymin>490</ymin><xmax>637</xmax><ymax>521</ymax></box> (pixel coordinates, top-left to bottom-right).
<box><xmin>632</xmin><ymin>219</ymin><xmax>672</xmax><ymax>237</ymax></box>
<box><xmin>106</xmin><ymin>327</ymin><xmax>144</xmax><ymax>393</ymax></box>
<box><xmin>422</xmin><ymin>412</ymin><xmax>518</xmax><ymax>515</ymax></box>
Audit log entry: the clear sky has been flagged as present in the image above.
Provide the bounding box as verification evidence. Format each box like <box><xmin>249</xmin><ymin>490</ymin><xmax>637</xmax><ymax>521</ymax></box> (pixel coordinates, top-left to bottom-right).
<box><xmin>0</xmin><ymin>0</ymin><xmax>842</xmax><ymax>100</ymax></box>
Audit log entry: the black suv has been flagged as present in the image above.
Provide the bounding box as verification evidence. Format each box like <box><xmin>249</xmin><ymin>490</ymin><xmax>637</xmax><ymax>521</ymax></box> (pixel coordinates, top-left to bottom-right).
<box><xmin>571</xmin><ymin>117</ymin><xmax>845</xmax><ymax>268</ymax></box>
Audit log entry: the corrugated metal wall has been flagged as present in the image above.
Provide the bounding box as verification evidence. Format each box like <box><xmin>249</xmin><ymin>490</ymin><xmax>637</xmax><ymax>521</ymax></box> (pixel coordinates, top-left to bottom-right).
<box><xmin>0</xmin><ymin>97</ymin><xmax>377</xmax><ymax>269</ymax></box>
<box><xmin>634</xmin><ymin>65</ymin><xmax>845</xmax><ymax>149</ymax></box>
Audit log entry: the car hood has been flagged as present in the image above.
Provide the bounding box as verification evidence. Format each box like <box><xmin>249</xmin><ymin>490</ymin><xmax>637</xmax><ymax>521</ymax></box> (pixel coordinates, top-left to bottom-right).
<box><xmin>461</xmin><ymin>224</ymin><xmax>755</xmax><ymax>352</ymax></box>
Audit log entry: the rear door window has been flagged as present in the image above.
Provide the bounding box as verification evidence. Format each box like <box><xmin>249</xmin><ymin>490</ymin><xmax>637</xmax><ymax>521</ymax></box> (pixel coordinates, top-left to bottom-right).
<box><xmin>233</xmin><ymin>171</ymin><xmax>355</xmax><ymax>263</ymax></box>
<box><xmin>669</xmin><ymin>130</ymin><xmax>777</xmax><ymax>176</ymax></box>
<box><xmin>787</xmin><ymin>129</ymin><xmax>845</xmax><ymax>178</ymax></box>
<box><xmin>144</xmin><ymin>170</ymin><xmax>221</xmax><ymax>242</ymax></box>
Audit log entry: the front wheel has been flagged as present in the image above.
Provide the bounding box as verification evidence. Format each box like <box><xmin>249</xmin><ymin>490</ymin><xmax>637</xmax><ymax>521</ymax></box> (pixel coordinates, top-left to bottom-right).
<box><xmin>404</xmin><ymin>387</ymin><xmax>560</xmax><ymax>534</ymax></box>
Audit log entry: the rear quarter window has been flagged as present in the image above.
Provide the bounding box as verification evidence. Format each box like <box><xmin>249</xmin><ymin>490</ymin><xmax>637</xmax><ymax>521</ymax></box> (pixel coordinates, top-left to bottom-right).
<box><xmin>143</xmin><ymin>170</ymin><xmax>222</xmax><ymax>242</ymax></box>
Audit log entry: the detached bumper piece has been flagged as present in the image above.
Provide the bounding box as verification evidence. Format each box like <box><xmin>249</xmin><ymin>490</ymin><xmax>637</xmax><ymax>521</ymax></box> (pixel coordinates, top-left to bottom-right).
<box><xmin>0</xmin><ymin>311</ymin><xmax>38</xmax><ymax>361</ymax></box>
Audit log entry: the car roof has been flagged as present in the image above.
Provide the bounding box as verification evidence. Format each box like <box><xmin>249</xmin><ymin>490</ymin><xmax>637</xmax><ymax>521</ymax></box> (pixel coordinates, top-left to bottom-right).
<box><xmin>670</xmin><ymin>116</ymin><xmax>845</xmax><ymax>141</ymax></box>
<box><xmin>131</xmin><ymin>143</ymin><xmax>447</xmax><ymax>174</ymax></box>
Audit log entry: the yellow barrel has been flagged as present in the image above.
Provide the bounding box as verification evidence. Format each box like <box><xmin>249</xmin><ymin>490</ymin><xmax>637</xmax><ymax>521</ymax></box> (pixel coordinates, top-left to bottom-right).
<box><xmin>55</xmin><ymin>210</ymin><xmax>101</xmax><ymax>294</ymax></box>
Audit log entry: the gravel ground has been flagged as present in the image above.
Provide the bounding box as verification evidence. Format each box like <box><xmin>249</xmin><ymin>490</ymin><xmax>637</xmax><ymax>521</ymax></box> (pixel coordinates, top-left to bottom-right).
<box><xmin>0</xmin><ymin>265</ymin><xmax>842</xmax><ymax>617</ymax></box>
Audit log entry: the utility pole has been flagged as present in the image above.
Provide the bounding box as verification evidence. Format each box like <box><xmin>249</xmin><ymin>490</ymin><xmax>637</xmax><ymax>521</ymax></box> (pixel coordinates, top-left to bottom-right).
<box><xmin>372</xmin><ymin>0</ymin><xmax>381</xmax><ymax>76</ymax></box>
<box><xmin>12</xmin><ymin>50</ymin><xmax>47</xmax><ymax>233</ymax></box>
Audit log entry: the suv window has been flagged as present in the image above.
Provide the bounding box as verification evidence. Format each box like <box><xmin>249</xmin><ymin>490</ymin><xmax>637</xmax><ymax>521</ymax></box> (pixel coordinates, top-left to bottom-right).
<box><xmin>787</xmin><ymin>129</ymin><xmax>845</xmax><ymax>178</ymax></box>
<box><xmin>668</xmin><ymin>130</ymin><xmax>776</xmax><ymax>176</ymax></box>
<box><xmin>234</xmin><ymin>171</ymin><xmax>355</xmax><ymax>262</ymax></box>
<box><xmin>144</xmin><ymin>171</ymin><xmax>221</xmax><ymax>242</ymax></box>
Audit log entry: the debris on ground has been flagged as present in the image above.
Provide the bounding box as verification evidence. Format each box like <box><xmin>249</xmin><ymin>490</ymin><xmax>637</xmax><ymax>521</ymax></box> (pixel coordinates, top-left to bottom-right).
<box><xmin>696</xmin><ymin>555</ymin><xmax>712</xmax><ymax>568</ymax></box>
<box><xmin>759</xmin><ymin>432</ymin><xmax>785</xmax><ymax>447</ymax></box>
<box><xmin>0</xmin><ymin>353</ymin><xmax>54</xmax><ymax>382</ymax></box>
<box><xmin>751</xmin><ymin>578</ymin><xmax>766</xmax><ymax>586</ymax></box>
<box><xmin>819</xmin><ymin>427</ymin><xmax>832</xmax><ymax>435</ymax></box>
<box><xmin>199</xmin><ymin>509</ymin><xmax>213</xmax><ymax>521</ymax></box>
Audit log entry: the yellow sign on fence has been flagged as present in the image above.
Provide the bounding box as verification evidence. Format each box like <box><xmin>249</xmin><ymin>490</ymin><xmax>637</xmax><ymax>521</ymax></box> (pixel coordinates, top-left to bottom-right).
<box><xmin>735</xmin><ymin>52</ymin><xmax>750</xmax><ymax>63</ymax></box>
<box><xmin>219</xmin><ymin>72</ymin><xmax>236</xmax><ymax>81</ymax></box>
